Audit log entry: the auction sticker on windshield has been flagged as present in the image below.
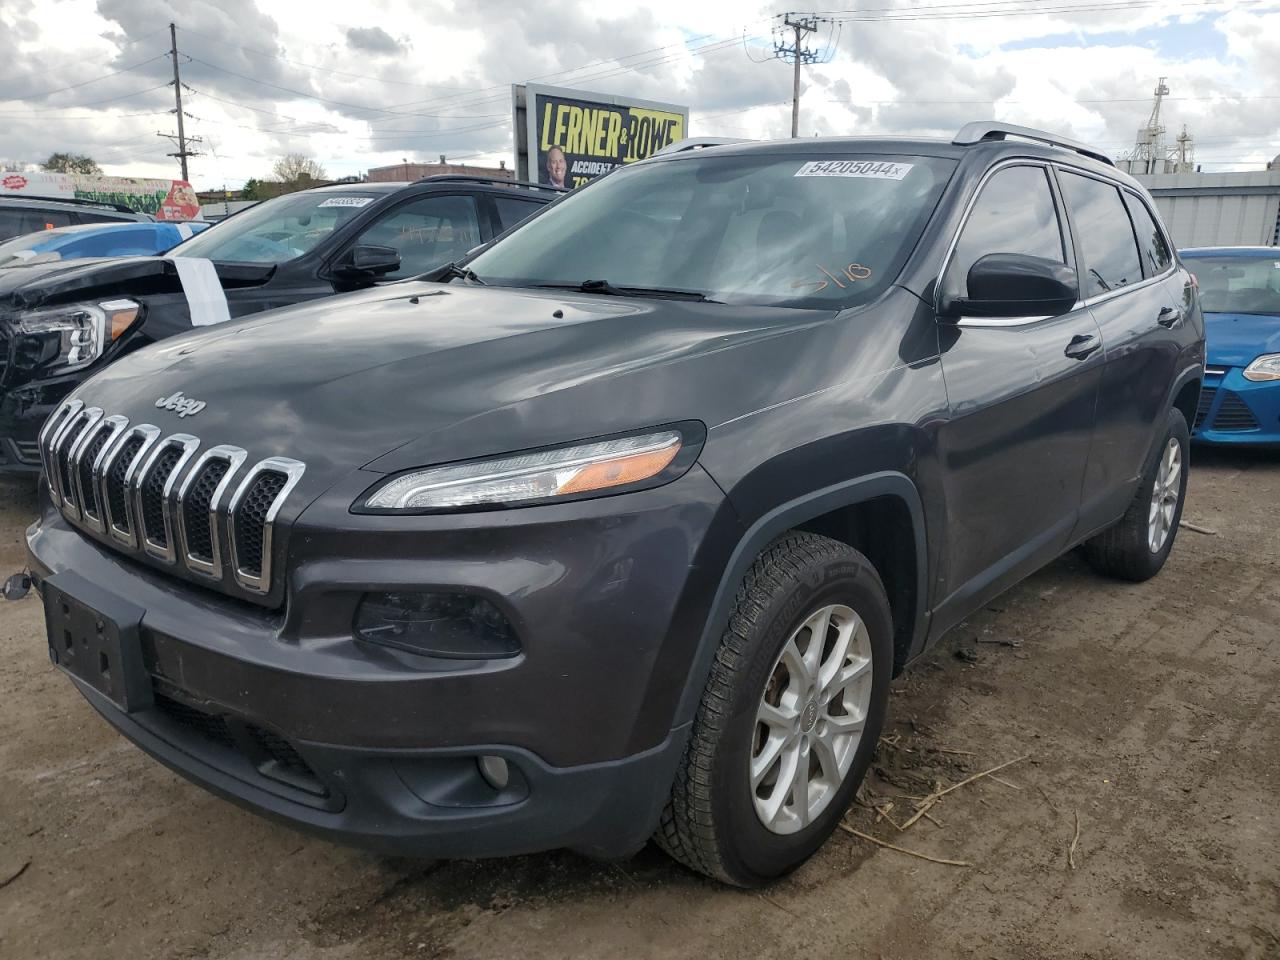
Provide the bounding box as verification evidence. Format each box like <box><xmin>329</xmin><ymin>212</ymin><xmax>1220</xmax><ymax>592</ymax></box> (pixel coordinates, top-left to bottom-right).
<box><xmin>317</xmin><ymin>197</ymin><xmax>375</xmax><ymax>208</ymax></box>
<box><xmin>794</xmin><ymin>160</ymin><xmax>913</xmax><ymax>180</ymax></box>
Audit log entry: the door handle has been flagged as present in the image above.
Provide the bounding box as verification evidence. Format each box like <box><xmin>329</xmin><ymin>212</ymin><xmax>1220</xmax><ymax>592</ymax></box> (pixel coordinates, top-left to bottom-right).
<box><xmin>1064</xmin><ymin>333</ymin><xmax>1101</xmax><ymax>360</ymax></box>
<box><xmin>1157</xmin><ymin>306</ymin><xmax>1184</xmax><ymax>328</ymax></box>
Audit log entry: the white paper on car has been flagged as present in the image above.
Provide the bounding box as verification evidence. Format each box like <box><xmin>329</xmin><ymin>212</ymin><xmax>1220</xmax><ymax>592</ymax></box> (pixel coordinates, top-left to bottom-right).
<box><xmin>794</xmin><ymin>160</ymin><xmax>914</xmax><ymax>180</ymax></box>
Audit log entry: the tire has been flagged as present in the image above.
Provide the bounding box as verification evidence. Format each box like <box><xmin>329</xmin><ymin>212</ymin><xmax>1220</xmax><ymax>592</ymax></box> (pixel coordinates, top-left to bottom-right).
<box><xmin>655</xmin><ymin>531</ymin><xmax>893</xmax><ymax>886</ymax></box>
<box><xmin>1084</xmin><ymin>407</ymin><xmax>1190</xmax><ymax>582</ymax></box>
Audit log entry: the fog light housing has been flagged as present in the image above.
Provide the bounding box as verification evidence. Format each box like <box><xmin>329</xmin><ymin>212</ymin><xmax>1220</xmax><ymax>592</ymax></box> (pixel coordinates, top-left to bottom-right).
<box><xmin>354</xmin><ymin>592</ymin><xmax>519</xmax><ymax>659</ymax></box>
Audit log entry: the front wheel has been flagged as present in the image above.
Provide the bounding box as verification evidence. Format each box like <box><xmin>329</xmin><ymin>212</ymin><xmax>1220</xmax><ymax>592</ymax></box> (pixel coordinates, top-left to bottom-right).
<box><xmin>655</xmin><ymin>532</ymin><xmax>893</xmax><ymax>886</ymax></box>
<box><xmin>1084</xmin><ymin>407</ymin><xmax>1190</xmax><ymax>582</ymax></box>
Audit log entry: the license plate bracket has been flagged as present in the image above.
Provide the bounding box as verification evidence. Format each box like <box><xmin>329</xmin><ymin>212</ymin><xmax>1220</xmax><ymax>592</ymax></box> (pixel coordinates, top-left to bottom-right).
<box><xmin>42</xmin><ymin>572</ymin><xmax>151</xmax><ymax>713</ymax></box>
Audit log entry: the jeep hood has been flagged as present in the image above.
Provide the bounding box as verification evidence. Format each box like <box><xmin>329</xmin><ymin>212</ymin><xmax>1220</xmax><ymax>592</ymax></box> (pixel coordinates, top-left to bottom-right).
<box><xmin>68</xmin><ymin>281</ymin><xmax>843</xmax><ymax>493</ymax></box>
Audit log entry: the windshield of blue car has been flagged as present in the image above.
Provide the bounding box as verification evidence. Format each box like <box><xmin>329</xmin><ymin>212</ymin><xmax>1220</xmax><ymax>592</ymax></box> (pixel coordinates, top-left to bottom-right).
<box><xmin>466</xmin><ymin>152</ymin><xmax>956</xmax><ymax>309</ymax></box>
<box><xmin>1183</xmin><ymin>254</ymin><xmax>1280</xmax><ymax>316</ymax></box>
<box><xmin>168</xmin><ymin>191</ymin><xmax>381</xmax><ymax>263</ymax></box>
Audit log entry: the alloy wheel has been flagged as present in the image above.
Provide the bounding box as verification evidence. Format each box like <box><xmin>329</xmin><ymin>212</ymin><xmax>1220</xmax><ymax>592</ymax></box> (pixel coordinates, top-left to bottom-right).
<box><xmin>749</xmin><ymin>603</ymin><xmax>873</xmax><ymax>835</ymax></box>
<box><xmin>1147</xmin><ymin>436</ymin><xmax>1182</xmax><ymax>553</ymax></box>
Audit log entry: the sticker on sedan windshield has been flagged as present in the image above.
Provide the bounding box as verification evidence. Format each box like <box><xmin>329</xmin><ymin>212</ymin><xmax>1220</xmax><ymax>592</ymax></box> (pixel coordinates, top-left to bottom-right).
<box><xmin>794</xmin><ymin>160</ymin><xmax>913</xmax><ymax>180</ymax></box>
<box><xmin>317</xmin><ymin>197</ymin><xmax>374</xmax><ymax>208</ymax></box>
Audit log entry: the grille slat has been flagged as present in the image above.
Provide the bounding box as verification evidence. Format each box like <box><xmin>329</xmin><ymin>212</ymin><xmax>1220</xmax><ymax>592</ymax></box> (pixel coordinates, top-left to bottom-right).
<box><xmin>140</xmin><ymin>445</ymin><xmax>184</xmax><ymax>548</ymax></box>
<box><xmin>233</xmin><ymin>471</ymin><xmax>287</xmax><ymax>577</ymax></box>
<box><xmin>57</xmin><ymin>417</ymin><xmax>89</xmax><ymax>507</ymax></box>
<box><xmin>184</xmin><ymin>459</ymin><xmax>230</xmax><ymax>562</ymax></box>
<box><xmin>42</xmin><ymin>401</ymin><xmax>302</xmax><ymax>600</ymax></box>
<box><xmin>1194</xmin><ymin>386</ymin><xmax>1217</xmax><ymax>430</ymax></box>
<box><xmin>1211</xmin><ymin>392</ymin><xmax>1259</xmax><ymax>432</ymax></box>
<box><xmin>77</xmin><ymin>427</ymin><xmax>114</xmax><ymax>520</ymax></box>
<box><xmin>107</xmin><ymin>435</ymin><xmax>146</xmax><ymax>532</ymax></box>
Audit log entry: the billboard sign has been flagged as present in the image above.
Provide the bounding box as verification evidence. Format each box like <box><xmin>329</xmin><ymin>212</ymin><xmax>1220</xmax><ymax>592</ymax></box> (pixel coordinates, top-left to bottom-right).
<box><xmin>0</xmin><ymin>171</ymin><xmax>201</xmax><ymax>221</ymax></box>
<box><xmin>513</xmin><ymin>83</ymin><xmax>688</xmax><ymax>189</ymax></box>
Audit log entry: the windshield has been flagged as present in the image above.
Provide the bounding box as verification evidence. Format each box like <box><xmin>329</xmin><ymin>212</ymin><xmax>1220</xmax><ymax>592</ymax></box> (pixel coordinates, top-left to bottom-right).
<box><xmin>467</xmin><ymin>152</ymin><xmax>955</xmax><ymax>309</ymax></box>
<box><xmin>0</xmin><ymin>230</ymin><xmax>59</xmax><ymax>258</ymax></box>
<box><xmin>1182</xmin><ymin>254</ymin><xmax>1280</xmax><ymax>316</ymax></box>
<box><xmin>169</xmin><ymin>190</ymin><xmax>381</xmax><ymax>263</ymax></box>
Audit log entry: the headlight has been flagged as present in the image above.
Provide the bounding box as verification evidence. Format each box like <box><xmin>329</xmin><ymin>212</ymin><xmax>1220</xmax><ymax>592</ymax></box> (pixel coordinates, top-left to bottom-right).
<box><xmin>13</xmin><ymin>298</ymin><xmax>141</xmax><ymax>371</ymax></box>
<box><xmin>360</xmin><ymin>426</ymin><xmax>700</xmax><ymax>512</ymax></box>
<box><xmin>1243</xmin><ymin>354</ymin><xmax>1280</xmax><ymax>382</ymax></box>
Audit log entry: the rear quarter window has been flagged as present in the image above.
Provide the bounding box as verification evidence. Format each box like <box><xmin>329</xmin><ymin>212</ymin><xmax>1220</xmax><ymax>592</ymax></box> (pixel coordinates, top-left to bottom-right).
<box><xmin>1121</xmin><ymin>192</ymin><xmax>1173</xmax><ymax>278</ymax></box>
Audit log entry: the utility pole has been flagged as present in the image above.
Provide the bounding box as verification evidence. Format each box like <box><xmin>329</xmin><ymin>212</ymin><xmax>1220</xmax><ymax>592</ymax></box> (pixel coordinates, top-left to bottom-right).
<box><xmin>157</xmin><ymin>21</ymin><xmax>202</xmax><ymax>181</ymax></box>
<box><xmin>774</xmin><ymin>15</ymin><xmax>821</xmax><ymax>138</ymax></box>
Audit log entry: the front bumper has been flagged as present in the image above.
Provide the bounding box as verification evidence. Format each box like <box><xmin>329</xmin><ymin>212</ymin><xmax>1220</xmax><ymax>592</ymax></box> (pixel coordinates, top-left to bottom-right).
<box><xmin>1192</xmin><ymin>368</ymin><xmax>1280</xmax><ymax>446</ymax></box>
<box><xmin>27</xmin><ymin>465</ymin><xmax>734</xmax><ymax>858</ymax></box>
<box><xmin>0</xmin><ymin>371</ymin><xmax>78</xmax><ymax>473</ymax></box>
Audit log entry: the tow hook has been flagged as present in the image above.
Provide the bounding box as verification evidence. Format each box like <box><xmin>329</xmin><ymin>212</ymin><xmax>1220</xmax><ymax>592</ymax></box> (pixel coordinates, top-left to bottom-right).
<box><xmin>2</xmin><ymin>572</ymin><xmax>31</xmax><ymax>601</ymax></box>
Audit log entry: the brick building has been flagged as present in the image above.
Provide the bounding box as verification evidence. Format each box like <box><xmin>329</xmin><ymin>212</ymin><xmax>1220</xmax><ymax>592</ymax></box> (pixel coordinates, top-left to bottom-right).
<box><xmin>366</xmin><ymin>157</ymin><xmax>513</xmax><ymax>183</ymax></box>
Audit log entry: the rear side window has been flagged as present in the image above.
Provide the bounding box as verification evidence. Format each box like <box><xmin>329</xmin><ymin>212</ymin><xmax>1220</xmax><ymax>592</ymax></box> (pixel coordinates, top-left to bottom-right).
<box><xmin>75</xmin><ymin>211</ymin><xmax>132</xmax><ymax>225</ymax></box>
<box><xmin>1058</xmin><ymin>172</ymin><xmax>1143</xmax><ymax>297</ymax></box>
<box><xmin>948</xmin><ymin>165</ymin><xmax>1065</xmax><ymax>297</ymax></box>
<box><xmin>1121</xmin><ymin>192</ymin><xmax>1172</xmax><ymax>278</ymax></box>
<box><xmin>493</xmin><ymin>195</ymin><xmax>545</xmax><ymax>232</ymax></box>
<box><xmin>0</xmin><ymin>208</ymin><xmax>28</xmax><ymax>241</ymax></box>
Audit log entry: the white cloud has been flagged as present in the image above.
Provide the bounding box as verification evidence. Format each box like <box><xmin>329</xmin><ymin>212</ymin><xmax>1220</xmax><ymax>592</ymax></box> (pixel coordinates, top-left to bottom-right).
<box><xmin>0</xmin><ymin>0</ymin><xmax>1276</xmax><ymax>188</ymax></box>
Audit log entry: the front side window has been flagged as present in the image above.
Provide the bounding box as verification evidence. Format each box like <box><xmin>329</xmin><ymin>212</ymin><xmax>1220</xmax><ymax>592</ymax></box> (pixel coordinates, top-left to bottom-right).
<box><xmin>1181</xmin><ymin>254</ymin><xmax>1280</xmax><ymax>316</ymax></box>
<box><xmin>170</xmin><ymin>191</ymin><xmax>383</xmax><ymax>263</ymax></box>
<box><xmin>467</xmin><ymin>153</ymin><xmax>956</xmax><ymax>310</ymax></box>
<box><xmin>350</xmin><ymin>195</ymin><xmax>482</xmax><ymax>279</ymax></box>
<box><xmin>947</xmin><ymin>165</ymin><xmax>1065</xmax><ymax>297</ymax></box>
<box><xmin>1058</xmin><ymin>172</ymin><xmax>1143</xmax><ymax>297</ymax></box>
<box><xmin>1122</xmin><ymin>192</ymin><xmax>1173</xmax><ymax>278</ymax></box>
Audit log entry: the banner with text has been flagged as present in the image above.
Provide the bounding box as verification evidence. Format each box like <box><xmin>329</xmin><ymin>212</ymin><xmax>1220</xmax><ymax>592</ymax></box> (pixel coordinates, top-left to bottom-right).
<box><xmin>517</xmin><ymin>84</ymin><xmax>688</xmax><ymax>189</ymax></box>
<box><xmin>0</xmin><ymin>171</ymin><xmax>201</xmax><ymax>221</ymax></box>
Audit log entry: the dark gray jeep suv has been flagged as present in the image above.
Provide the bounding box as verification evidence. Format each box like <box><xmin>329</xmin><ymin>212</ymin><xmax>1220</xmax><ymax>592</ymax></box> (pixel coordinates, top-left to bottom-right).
<box><xmin>25</xmin><ymin>123</ymin><xmax>1204</xmax><ymax>886</ymax></box>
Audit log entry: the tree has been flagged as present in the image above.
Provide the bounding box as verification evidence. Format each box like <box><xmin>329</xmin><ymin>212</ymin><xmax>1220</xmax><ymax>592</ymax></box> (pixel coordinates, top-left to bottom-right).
<box><xmin>42</xmin><ymin>152</ymin><xmax>102</xmax><ymax>175</ymax></box>
<box><xmin>241</xmin><ymin>178</ymin><xmax>262</xmax><ymax>201</ymax></box>
<box><xmin>271</xmin><ymin>154</ymin><xmax>326</xmax><ymax>183</ymax></box>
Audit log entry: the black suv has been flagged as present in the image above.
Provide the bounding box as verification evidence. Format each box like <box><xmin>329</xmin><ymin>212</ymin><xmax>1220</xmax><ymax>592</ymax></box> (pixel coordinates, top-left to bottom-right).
<box><xmin>25</xmin><ymin>124</ymin><xmax>1204</xmax><ymax>886</ymax></box>
<box><xmin>0</xmin><ymin>195</ymin><xmax>152</xmax><ymax>241</ymax></box>
<box><xmin>0</xmin><ymin>176</ymin><xmax>559</xmax><ymax>473</ymax></box>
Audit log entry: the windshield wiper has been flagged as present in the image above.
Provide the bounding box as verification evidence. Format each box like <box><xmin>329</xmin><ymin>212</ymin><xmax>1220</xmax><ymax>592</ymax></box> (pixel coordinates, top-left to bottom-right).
<box><xmin>533</xmin><ymin>279</ymin><xmax>718</xmax><ymax>302</ymax></box>
<box><xmin>432</xmin><ymin>261</ymin><xmax>486</xmax><ymax>285</ymax></box>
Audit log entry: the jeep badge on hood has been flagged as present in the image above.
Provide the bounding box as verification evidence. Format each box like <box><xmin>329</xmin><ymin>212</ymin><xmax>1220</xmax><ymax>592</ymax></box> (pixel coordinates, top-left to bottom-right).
<box><xmin>155</xmin><ymin>390</ymin><xmax>206</xmax><ymax>418</ymax></box>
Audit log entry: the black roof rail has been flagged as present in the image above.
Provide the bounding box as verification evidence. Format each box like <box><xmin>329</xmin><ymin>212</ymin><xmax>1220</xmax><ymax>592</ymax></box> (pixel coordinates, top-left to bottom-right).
<box><xmin>655</xmin><ymin>137</ymin><xmax>749</xmax><ymax>157</ymax></box>
<box><xmin>409</xmin><ymin>174</ymin><xmax>567</xmax><ymax>192</ymax></box>
<box><xmin>0</xmin><ymin>193</ymin><xmax>143</xmax><ymax>214</ymax></box>
<box><xmin>952</xmin><ymin>122</ymin><xmax>1113</xmax><ymax>167</ymax></box>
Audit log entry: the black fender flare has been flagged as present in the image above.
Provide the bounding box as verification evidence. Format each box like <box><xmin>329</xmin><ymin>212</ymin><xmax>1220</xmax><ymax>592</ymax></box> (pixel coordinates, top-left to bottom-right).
<box><xmin>671</xmin><ymin>470</ymin><xmax>930</xmax><ymax>729</ymax></box>
<box><xmin>1144</xmin><ymin>360</ymin><xmax>1203</xmax><ymax>470</ymax></box>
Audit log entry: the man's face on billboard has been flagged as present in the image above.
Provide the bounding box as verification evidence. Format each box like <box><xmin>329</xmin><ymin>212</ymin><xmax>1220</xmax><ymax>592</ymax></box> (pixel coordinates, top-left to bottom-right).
<box><xmin>547</xmin><ymin>149</ymin><xmax>567</xmax><ymax>186</ymax></box>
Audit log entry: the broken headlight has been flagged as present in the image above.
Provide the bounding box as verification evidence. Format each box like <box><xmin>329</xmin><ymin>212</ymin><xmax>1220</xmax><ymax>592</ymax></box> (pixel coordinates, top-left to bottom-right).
<box><xmin>13</xmin><ymin>299</ymin><xmax>141</xmax><ymax>372</ymax></box>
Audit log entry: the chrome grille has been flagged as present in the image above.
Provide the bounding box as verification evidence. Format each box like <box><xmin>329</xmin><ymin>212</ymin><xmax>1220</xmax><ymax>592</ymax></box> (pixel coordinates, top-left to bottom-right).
<box><xmin>40</xmin><ymin>399</ymin><xmax>305</xmax><ymax>598</ymax></box>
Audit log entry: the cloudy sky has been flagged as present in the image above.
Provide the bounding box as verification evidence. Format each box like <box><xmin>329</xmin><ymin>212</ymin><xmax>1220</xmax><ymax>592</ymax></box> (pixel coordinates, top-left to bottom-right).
<box><xmin>2</xmin><ymin>0</ymin><xmax>1278</xmax><ymax>189</ymax></box>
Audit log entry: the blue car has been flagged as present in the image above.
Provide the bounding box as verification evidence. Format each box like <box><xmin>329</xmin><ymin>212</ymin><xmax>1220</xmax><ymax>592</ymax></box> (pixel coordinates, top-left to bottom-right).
<box><xmin>1179</xmin><ymin>246</ymin><xmax>1280</xmax><ymax>446</ymax></box>
<box><xmin>0</xmin><ymin>220</ymin><xmax>208</xmax><ymax>268</ymax></box>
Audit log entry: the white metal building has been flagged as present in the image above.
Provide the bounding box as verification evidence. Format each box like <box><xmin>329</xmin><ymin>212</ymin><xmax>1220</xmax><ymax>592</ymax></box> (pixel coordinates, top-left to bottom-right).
<box><xmin>1134</xmin><ymin>169</ymin><xmax>1280</xmax><ymax>248</ymax></box>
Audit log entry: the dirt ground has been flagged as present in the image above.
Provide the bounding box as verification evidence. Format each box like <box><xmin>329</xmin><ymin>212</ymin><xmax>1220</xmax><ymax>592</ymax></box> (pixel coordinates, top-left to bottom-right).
<box><xmin>1</xmin><ymin>448</ymin><xmax>1277</xmax><ymax>960</ymax></box>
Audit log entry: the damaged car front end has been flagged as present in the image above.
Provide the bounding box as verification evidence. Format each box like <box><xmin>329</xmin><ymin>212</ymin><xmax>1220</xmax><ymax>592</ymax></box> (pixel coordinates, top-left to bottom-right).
<box><xmin>0</xmin><ymin>257</ymin><xmax>272</xmax><ymax>473</ymax></box>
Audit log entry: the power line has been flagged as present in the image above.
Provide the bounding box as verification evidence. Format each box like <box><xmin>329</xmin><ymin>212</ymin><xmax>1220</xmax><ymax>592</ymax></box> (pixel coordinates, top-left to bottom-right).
<box><xmin>178</xmin><ymin>26</ymin><xmax>492</xmax><ymax>90</ymax></box>
<box><xmin>815</xmin><ymin>0</ymin><xmax>1266</xmax><ymax>20</ymax></box>
<box><xmin>13</xmin><ymin>53</ymin><xmax>168</xmax><ymax>100</ymax></box>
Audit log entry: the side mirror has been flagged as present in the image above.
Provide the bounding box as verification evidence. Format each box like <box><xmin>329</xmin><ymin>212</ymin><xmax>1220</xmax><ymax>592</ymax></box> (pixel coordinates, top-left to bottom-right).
<box><xmin>941</xmin><ymin>253</ymin><xmax>1078</xmax><ymax>320</ymax></box>
<box><xmin>333</xmin><ymin>244</ymin><xmax>401</xmax><ymax>284</ymax></box>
